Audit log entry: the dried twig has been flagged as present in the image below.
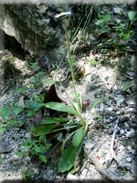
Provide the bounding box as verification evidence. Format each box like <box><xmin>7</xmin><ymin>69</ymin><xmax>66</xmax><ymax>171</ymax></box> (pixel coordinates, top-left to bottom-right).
<box><xmin>79</xmin><ymin>134</ymin><xmax>108</xmax><ymax>174</ymax></box>
<box><xmin>110</xmin><ymin>118</ymin><xmax>131</xmax><ymax>169</ymax></box>
<box><xmin>110</xmin><ymin>119</ymin><xmax>119</xmax><ymax>162</ymax></box>
<box><xmin>91</xmin><ymin>156</ymin><xmax>124</xmax><ymax>182</ymax></box>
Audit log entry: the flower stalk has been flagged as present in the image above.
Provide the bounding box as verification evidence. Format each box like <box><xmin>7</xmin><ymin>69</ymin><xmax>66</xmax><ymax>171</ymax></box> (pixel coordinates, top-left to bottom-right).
<box><xmin>63</xmin><ymin>19</ymin><xmax>81</xmax><ymax>115</ymax></box>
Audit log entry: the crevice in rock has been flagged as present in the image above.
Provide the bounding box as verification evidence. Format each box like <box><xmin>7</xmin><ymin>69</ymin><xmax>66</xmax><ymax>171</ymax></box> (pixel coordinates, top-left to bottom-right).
<box><xmin>1</xmin><ymin>28</ymin><xmax>29</xmax><ymax>60</ymax></box>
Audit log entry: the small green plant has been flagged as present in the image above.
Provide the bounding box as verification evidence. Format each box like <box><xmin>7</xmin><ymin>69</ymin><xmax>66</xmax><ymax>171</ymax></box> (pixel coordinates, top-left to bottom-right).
<box><xmin>123</xmin><ymin>82</ymin><xmax>131</xmax><ymax>91</ymax></box>
<box><xmin>4</xmin><ymin>9</ymin><xmax>110</xmax><ymax>174</ymax></box>
<box><xmin>8</xmin><ymin>58</ymin><xmax>15</xmax><ymax>62</ymax></box>
<box><xmin>100</xmin><ymin>150</ymin><xmax>105</xmax><ymax>158</ymax></box>
<box><xmin>29</xmin><ymin>12</ymin><xmax>109</xmax><ymax>173</ymax></box>
<box><xmin>0</xmin><ymin>107</ymin><xmax>10</xmax><ymax>132</ymax></box>
<box><xmin>30</xmin><ymin>71</ymin><xmax>46</xmax><ymax>88</ymax></box>
<box><xmin>24</xmin><ymin>62</ymin><xmax>38</xmax><ymax>70</ymax></box>
<box><xmin>95</xmin><ymin>14</ymin><xmax>111</xmax><ymax>37</ymax></box>
<box><xmin>25</xmin><ymin>100</ymin><xmax>39</xmax><ymax>117</ymax></box>
<box><xmin>0</xmin><ymin>105</ymin><xmax>24</xmax><ymax>132</ymax></box>
<box><xmin>123</xmin><ymin>11</ymin><xmax>137</xmax><ymax>41</ymax></box>
<box><xmin>15</xmin><ymin>135</ymin><xmax>52</xmax><ymax>164</ymax></box>
<box><xmin>85</xmin><ymin>59</ymin><xmax>99</xmax><ymax>66</ymax></box>
<box><xmin>0</xmin><ymin>155</ymin><xmax>3</xmax><ymax>162</ymax></box>
<box><xmin>95</xmin><ymin>11</ymin><xmax>137</xmax><ymax>51</ymax></box>
<box><xmin>16</xmin><ymin>87</ymin><xmax>29</xmax><ymax>94</ymax></box>
<box><xmin>21</xmin><ymin>169</ymin><xmax>29</xmax><ymax>182</ymax></box>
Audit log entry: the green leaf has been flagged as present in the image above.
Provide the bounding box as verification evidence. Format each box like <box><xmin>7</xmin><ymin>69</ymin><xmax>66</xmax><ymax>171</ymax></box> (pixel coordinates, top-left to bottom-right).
<box><xmin>123</xmin><ymin>33</ymin><xmax>130</xmax><ymax>41</ymax></box>
<box><xmin>4</xmin><ymin>120</ymin><xmax>18</xmax><ymax>127</ymax></box>
<box><xmin>31</xmin><ymin>125</ymin><xmax>61</xmax><ymax>136</ymax></box>
<box><xmin>0</xmin><ymin>107</ymin><xmax>10</xmax><ymax>119</ymax></box>
<box><xmin>39</xmin><ymin>154</ymin><xmax>47</xmax><ymax>163</ymax></box>
<box><xmin>68</xmin><ymin>168</ymin><xmax>76</xmax><ymax>174</ymax></box>
<box><xmin>93</xmin><ymin>115</ymin><xmax>102</xmax><ymax>119</ymax></box>
<box><xmin>123</xmin><ymin>82</ymin><xmax>131</xmax><ymax>91</ymax></box>
<box><xmin>14</xmin><ymin>152</ymin><xmax>21</xmax><ymax>156</ymax></box>
<box><xmin>71</xmin><ymin>90</ymin><xmax>82</xmax><ymax>112</ymax></box>
<box><xmin>100</xmin><ymin>28</ymin><xmax>109</xmax><ymax>32</ymax></box>
<box><xmin>32</xmin><ymin>145</ymin><xmax>46</xmax><ymax>153</ymax></box>
<box><xmin>97</xmin><ymin>7</ymin><xmax>101</xmax><ymax>19</ymax></box>
<box><xmin>26</xmin><ymin>100</ymin><xmax>38</xmax><ymax>109</ymax></box>
<box><xmin>95</xmin><ymin>19</ymin><xmax>106</xmax><ymax>25</ymax></box>
<box><xmin>71</xmin><ymin>99</ymin><xmax>79</xmax><ymax>113</ymax></box>
<box><xmin>30</xmin><ymin>62</ymin><xmax>38</xmax><ymax>66</ymax></box>
<box><xmin>67</xmin><ymin>58</ymin><xmax>75</xmax><ymax>65</ymax></box>
<box><xmin>44</xmin><ymin>102</ymin><xmax>80</xmax><ymax>117</ymax></box>
<box><xmin>12</xmin><ymin>106</ymin><xmax>23</xmax><ymax>116</ymax></box>
<box><xmin>8</xmin><ymin>58</ymin><xmax>15</xmax><ymax>62</ymax></box>
<box><xmin>44</xmin><ymin>80</ymin><xmax>54</xmax><ymax>84</ymax></box>
<box><xmin>85</xmin><ymin>60</ymin><xmax>99</xmax><ymax>66</ymax></box>
<box><xmin>26</xmin><ymin>111</ymin><xmax>36</xmax><ymax>117</ymax></box>
<box><xmin>41</xmin><ymin>117</ymin><xmax>70</xmax><ymax>125</ymax></box>
<box><xmin>38</xmin><ymin>103</ymin><xmax>46</xmax><ymax>108</ymax></box>
<box><xmin>31</xmin><ymin>78</ymin><xmax>39</xmax><ymax>81</ymax></box>
<box><xmin>39</xmin><ymin>135</ymin><xmax>46</xmax><ymax>143</ymax></box>
<box><xmin>128</xmin><ymin>11</ymin><xmax>137</xmax><ymax>21</ymax></box>
<box><xmin>16</xmin><ymin>87</ymin><xmax>28</xmax><ymax>94</ymax></box>
<box><xmin>72</xmin><ymin>128</ymin><xmax>83</xmax><ymax>147</ymax></box>
<box><xmin>21</xmin><ymin>151</ymin><xmax>29</xmax><ymax>156</ymax></box>
<box><xmin>104</xmin><ymin>14</ymin><xmax>111</xmax><ymax>21</ymax></box>
<box><xmin>37</xmin><ymin>71</ymin><xmax>45</xmax><ymax>75</ymax></box>
<box><xmin>21</xmin><ymin>139</ymin><xmax>32</xmax><ymax>149</ymax></box>
<box><xmin>58</xmin><ymin>144</ymin><xmax>80</xmax><ymax>172</ymax></box>
<box><xmin>91</xmin><ymin>98</ymin><xmax>109</xmax><ymax>111</ymax></box>
<box><xmin>0</xmin><ymin>128</ymin><xmax>6</xmax><ymax>133</ymax></box>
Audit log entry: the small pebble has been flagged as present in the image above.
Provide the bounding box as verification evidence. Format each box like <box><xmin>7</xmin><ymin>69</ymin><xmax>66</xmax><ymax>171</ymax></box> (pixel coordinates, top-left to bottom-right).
<box><xmin>120</xmin><ymin>129</ymin><xmax>125</xmax><ymax>135</ymax></box>
<box><xmin>126</xmin><ymin>131</ymin><xmax>132</xmax><ymax>138</ymax></box>
<box><xmin>66</xmin><ymin>174</ymin><xmax>78</xmax><ymax>180</ymax></box>
<box><xmin>25</xmin><ymin>133</ymin><xmax>31</xmax><ymax>138</ymax></box>
<box><xmin>1</xmin><ymin>154</ymin><xmax>4</xmax><ymax>159</ymax></box>
<box><xmin>132</xmin><ymin>149</ymin><xmax>136</xmax><ymax>155</ymax></box>
<box><xmin>126</xmin><ymin>157</ymin><xmax>132</xmax><ymax>163</ymax></box>
<box><xmin>127</xmin><ymin>146</ymin><xmax>132</xmax><ymax>151</ymax></box>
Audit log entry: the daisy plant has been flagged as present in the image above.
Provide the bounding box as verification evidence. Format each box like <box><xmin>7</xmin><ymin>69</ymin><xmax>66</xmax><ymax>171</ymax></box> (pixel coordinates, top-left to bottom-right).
<box><xmin>31</xmin><ymin>9</ymin><xmax>109</xmax><ymax>173</ymax></box>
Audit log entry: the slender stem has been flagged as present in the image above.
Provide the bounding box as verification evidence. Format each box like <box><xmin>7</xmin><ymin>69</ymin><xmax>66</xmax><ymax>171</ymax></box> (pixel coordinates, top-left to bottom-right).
<box><xmin>63</xmin><ymin>19</ymin><xmax>81</xmax><ymax>115</ymax></box>
<box><xmin>33</xmin><ymin>4</ymin><xmax>38</xmax><ymax>52</ymax></box>
<box><xmin>128</xmin><ymin>21</ymin><xmax>132</xmax><ymax>32</ymax></box>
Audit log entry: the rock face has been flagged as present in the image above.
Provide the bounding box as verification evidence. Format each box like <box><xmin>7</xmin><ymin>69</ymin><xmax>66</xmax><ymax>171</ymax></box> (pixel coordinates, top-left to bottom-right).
<box><xmin>0</xmin><ymin>4</ymin><xmax>67</xmax><ymax>60</ymax></box>
<box><xmin>0</xmin><ymin>50</ymin><xmax>6</xmax><ymax>95</ymax></box>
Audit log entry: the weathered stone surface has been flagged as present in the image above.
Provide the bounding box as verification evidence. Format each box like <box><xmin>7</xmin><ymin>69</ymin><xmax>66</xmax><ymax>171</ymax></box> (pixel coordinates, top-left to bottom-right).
<box><xmin>0</xmin><ymin>141</ymin><xmax>12</xmax><ymax>153</ymax></box>
<box><xmin>0</xmin><ymin>4</ymin><xmax>67</xmax><ymax>60</ymax></box>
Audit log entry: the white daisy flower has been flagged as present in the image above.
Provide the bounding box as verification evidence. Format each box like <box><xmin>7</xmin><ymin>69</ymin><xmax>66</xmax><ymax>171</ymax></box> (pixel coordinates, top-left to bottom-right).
<box><xmin>54</xmin><ymin>11</ymin><xmax>71</xmax><ymax>18</ymax></box>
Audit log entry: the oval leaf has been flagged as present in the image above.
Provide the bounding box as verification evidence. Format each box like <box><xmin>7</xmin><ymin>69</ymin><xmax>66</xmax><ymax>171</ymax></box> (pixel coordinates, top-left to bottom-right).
<box><xmin>41</xmin><ymin>117</ymin><xmax>70</xmax><ymax>124</ymax></box>
<box><xmin>0</xmin><ymin>128</ymin><xmax>6</xmax><ymax>133</ymax></box>
<box><xmin>0</xmin><ymin>107</ymin><xmax>10</xmax><ymax>119</ymax></box>
<box><xmin>31</xmin><ymin>125</ymin><xmax>58</xmax><ymax>136</ymax></box>
<box><xmin>123</xmin><ymin>82</ymin><xmax>131</xmax><ymax>91</ymax></box>
<box><xmin>16</xmin><ymin>87</ymin><xmax>28</xmax><ymax>94</ymax></box>
<box><xmin>85</xmin><ymin>60</ymin><xmax>99</xmax><ymax>66</ymax></box>
<box><xmin>12</xmin><ymin>106</ymin><xmax>23</xmax><ymax>116</ymax></box>
<box><xmin>123</xmin><ymin>33</ymin><xmax>130</xmax><ymax>41</ymax></box>
<box><xmin>58</xmin><ymin>144</ymin><xmax>80</xmax><ymax>172</ymax></box>
<box><xmin>45</xmin><ymin>102</ymin><xmax>80</xmax><ymax>117</ymax></box>
<box><xmin>128</xmin><ymin>11</ymin><xmax>137</xmax><ymax>21</ymax></box>
<box><xmin>39</xmin><ymin>154</ymin><xmax>47</xmax><ymax>163</ymax></box>
<box><xmin>73</xmin><ymin>128</ymin><xmax>83</xmax><ymax>147</ymax></box>
<box><xmin>95</xmin><ymin>19</ymin><xmax>106</xmax><ymax>25</ymax></box>
<box><xmin>100</xmin><ymin>28</ymin><xmax>109</xmax><ymax>32</ymax></box>
<box><xmin>31</xmin><ymin>124</ymin><xmax>64</xmax><ymax>136</ymax></box>
<box><xmin>104</xmin><ymin>14</ymin><xmax>111</xmax><ymax>21</ymax></box>
<box><xmin>37</xmin><ymin>72</ymin><xmax>45</xmax><ymax>75</ymax></box>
